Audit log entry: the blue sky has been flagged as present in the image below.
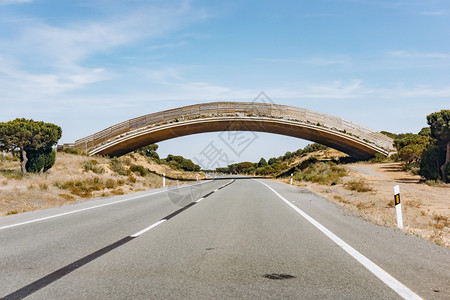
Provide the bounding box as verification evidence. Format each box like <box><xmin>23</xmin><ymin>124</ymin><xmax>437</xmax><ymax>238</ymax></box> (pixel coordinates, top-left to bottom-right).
<box><xmin>0</xmin><ymin>0</ymin><xmax>449</xmax><ymax>167</ymax></box>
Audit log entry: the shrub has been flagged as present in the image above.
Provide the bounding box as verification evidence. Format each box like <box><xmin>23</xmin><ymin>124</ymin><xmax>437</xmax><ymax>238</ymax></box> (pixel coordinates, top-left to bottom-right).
<box><xmin>64</xmin><ymin>148</ymin><xmax>79</xmax><ymax>155</ymax></box>
<box><xmin>1</xmin><ymin>170</ymin><xmax>24</xmax><ymax>180</ymax></box>
<box><xmin>109</xmin><ymin>157</ymin><xmax>130</xmax><ymax>176</ymax></box>
<box><xmin>344</xmin><ymin>179</ymin><xmax>373</xmax><ymax>192</ymax></box>
<box><xmin>371</xmin><ymin>153</ymin><xmax>387</xmax><ymax>163</ymax></box>
<box><xmin>83</xmin><ymin>160</ymin><xmax>105</xmax><ymax>174</ymax></box>
<box><xmin>136</xmin><ymin>144</ymin><xmax>160</xmax><ymax>163</ymax></box>
<box><xmin>130</xmin><ymin>164</ymin><xmax>148</xmax><ymax>176</ymax></box>
<box><xmin>55</xmin><ymin>177</ymin><xmax>126</xmax><ymax>197</ymax></box>
<box><xmin>165</xmin><ymin>154</ymin><xmax>201</xmax><ymax>172</ymax></box>
<box><xmin>419</xmin><ymin>145</ymin><xmax>445</xmax><ymax>180</ymax></box>
<box><xmin>294</xmin><ymin>162</ymin><xmax>347</xmax><ymax>185</ymax></box>
<box><xmin>25</xmin><ymin>148</ymin><xmax>56</xmax><ymax>173</ymax></box>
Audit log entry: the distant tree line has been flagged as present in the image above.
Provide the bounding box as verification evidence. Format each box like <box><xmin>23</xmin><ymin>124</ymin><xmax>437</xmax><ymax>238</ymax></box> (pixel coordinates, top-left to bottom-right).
<box><xmin>136</xmin><ymin>144</ymin><xmax>201</xmax><ymax>172</ymax></box>
<box><xmin>0</xmin><ymin>118</ymin><xmax>62</xmax><ymax>173</ymax></box>
<box><xmin>215</xmin><ymin>143</ymin><xmax>328</xmax><ymax>175</ymax></box>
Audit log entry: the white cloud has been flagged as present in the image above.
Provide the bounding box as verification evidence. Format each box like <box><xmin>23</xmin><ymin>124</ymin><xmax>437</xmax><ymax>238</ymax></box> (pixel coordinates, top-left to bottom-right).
<box><xmin>388</xmin><ymin>51</ymin><xmax>450</xmax><ymax>60</ymax></box>
<box><xmin>0</xmin><ymin>1</ymin><xmax>207</xmax><ymax>101</ymax></box>
<box><xmin>257</xmin><ymin>57</ymin><xmax>350</xmax><ymax>66</ymax></box>
<box><xmin>420</xmin><ymin>10</ymin><xmax>449</xmax><ymax>16</ymax></box>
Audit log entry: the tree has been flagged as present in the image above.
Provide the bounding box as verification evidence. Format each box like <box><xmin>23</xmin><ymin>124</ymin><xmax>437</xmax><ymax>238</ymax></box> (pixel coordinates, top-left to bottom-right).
<box><xmin>0</xmin><ymin>118</ymin><xmax>62</xmax><ymax>173</ymax></box>
<box><xmin>268</xmin><ymin>157</ymin><xmax>277</xmax><ymax>165</ymax></box>
<box><xmin>427</xmin><ymin>110</ymin><xmax>450</xmax><ymax>182</ymax></box>
<box><xmin>419</xmin><ymin>145</ymin><xmax>445</xmax><ymax>181</ymax></box>
<box><xmin>393</xmin><ymin>134</ymin><xmax>430</xmax><ymax>165</ymax></box>
<box><xmin>258</xmin><ymin>157</ymin><xmax>268</xmax><ymax>167</ymax></box>
<box><xmin>136</xmin><ymin>144</ymin><xmax>160</xmax><ymax>162</ymax></box>
<box><xmin>25</xmin><ymin>147</ymin><xmax>56</xmax><ymax>173</ymax></box>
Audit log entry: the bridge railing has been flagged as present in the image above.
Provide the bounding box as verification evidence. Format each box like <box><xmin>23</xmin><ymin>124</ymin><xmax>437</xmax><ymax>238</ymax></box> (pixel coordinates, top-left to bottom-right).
<box><xmin>72</xmin><ymin>102</ymin><xmax>393</xmax><ymax>153</ymax></box>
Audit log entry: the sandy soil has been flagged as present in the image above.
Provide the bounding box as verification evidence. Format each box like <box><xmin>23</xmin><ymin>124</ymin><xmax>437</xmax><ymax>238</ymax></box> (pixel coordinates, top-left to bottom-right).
<box><xmin>281</xmin><ymin>162</ymin><xmax>449</xmax><ymax>247</ymax></box>
<box><xmin>0</xmin><ymin>153</ymin><xmax>205</xmax><ymax>216</ymax></box>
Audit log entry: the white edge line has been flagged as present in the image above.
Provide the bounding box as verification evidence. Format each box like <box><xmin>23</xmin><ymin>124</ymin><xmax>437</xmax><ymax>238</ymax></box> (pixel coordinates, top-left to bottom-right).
<box><xmin>256</xmin><ymin>179</ymin><xmax>422</xmax><ymax>300</ymax></box>
<box><xmin>0</xmin><ymin>180</ymin><xmax>212</xmax><ymax>231</ymax></box>
<box><xmin>130</xmin><ymin>220</ymin><xmax>166</xmax><ymax>237</ymax></box>
<box><xmin>195</xmin><ymin>198</ymin><xmax>205</xmax><ymax>203</ymax></box>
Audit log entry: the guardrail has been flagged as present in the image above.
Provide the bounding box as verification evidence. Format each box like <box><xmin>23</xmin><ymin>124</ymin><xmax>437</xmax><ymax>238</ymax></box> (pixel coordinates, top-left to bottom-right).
<box><xmin>69</xmin><ymin>102</ymin><xmax>394</xmax><ymax>154</ymax></box>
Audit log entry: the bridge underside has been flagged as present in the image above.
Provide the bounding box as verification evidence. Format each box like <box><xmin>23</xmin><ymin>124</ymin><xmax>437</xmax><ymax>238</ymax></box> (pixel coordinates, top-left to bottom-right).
<box><xmin>89</xmin><ymin>117</ymin><xmax>388</xmax><ymax>160</ymax></box>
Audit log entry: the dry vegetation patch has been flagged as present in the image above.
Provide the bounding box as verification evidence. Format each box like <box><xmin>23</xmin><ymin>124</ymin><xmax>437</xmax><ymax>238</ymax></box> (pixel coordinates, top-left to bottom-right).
<box><xmin>0</xmin><ymin>152</ymin><xmax>204</xmax><ymax>216</ymax></box>
<box><xmin>281</xmin><ymin>162</ymin><xmax>449</xmax><ymax>248</ymax></box>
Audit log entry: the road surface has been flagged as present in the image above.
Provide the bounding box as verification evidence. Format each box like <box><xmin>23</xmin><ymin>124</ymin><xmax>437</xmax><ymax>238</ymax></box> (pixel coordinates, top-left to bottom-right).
<box><xmin>1</xmin><ymin>177</ymin><xmax>449</xmax><ymax>299</ymax></box>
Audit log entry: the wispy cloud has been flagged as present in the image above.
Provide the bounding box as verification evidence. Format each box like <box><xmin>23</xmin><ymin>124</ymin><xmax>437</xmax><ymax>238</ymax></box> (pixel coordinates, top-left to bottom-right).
<box><xmin>420</xmin><ymin>10</ymin><xmax>449</xmax><ymax>16</ymax></box>
<box><xmin>256</xmin><ymin>57</ymin><xmax>350</xmax><ymax>66</ymax></box>
<box><xmin>0</xmin><ymin>0</ymin><xmax>32</xmax><ymax>5</ymax></box>
<box><xmin>0</xmin><ymin>1</ymin><xmax>207</xmax><ymax>101</ymax></box>
<box><xmin>388</xmin><ymin>50</ymin><xmax>450</xmax><ymax>60</ymax></box>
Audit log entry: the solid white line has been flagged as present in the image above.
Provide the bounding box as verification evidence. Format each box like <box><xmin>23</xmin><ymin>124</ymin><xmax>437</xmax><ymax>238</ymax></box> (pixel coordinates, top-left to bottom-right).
<box><xmin>257</xmin><ymin>180</ymin><xmax>422</xmax><ymax>300</ymax></box>
<box><xmin>195</xmin><ymin>198</ymin><xmax>205</xmax><ymax>203</ymax></box>
<box><xmin>0</xmin><ymin>180</ymin><xmax>212</xmax><ymax>231</ymax></box>
<box><xmin>130</xmin><ymin>220</ymin><xmax>166</xmax><ymax>237</ymax></box>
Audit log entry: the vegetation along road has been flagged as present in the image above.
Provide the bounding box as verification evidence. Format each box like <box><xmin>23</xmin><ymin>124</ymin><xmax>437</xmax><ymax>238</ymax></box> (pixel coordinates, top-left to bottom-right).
<box><xmin>1</xmin><ymin>177</ymin><xmax>448</xmax><ymax>299</ymax></box>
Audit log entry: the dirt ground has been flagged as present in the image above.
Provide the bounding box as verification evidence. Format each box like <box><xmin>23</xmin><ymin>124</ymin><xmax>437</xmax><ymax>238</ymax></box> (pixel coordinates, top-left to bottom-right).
<box><xmin>0</xmin><ymin>153</ymin><xmax>204</xmax><ymax>216</ymax></box>
<box><xmin>280</xmin><ymin>162</ymin><xmax>449</xmax><ymax>248</ymax></box>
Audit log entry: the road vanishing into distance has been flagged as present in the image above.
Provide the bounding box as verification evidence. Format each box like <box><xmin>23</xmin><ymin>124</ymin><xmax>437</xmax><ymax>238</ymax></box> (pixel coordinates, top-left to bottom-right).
<box><xmin>1</xmin><ymin>177</ymin><xmax>449</xmax><ymax>299</ymax></box>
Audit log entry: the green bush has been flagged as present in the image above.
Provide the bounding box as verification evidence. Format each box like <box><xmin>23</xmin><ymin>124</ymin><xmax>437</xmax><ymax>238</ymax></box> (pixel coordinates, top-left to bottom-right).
<box><xmin>64</xmin><ymin>148</ymin><xmax>79</xmax><ymax>155</ymax></box>
<box><xmin>25</xmin><ymin>148</ymin><xmax>56</xmax><ymax>173</ymax></box>
<box><xmin>109</xmin><ymin>157</ymin><xmax>130</xmax><ymax>176</ymax></box>
<box><xmin>371</xmin><ymin>153</ymin><xmax>387</xmax><ymax>163</ymax></box>
<box><xmin>419</xmin><ymin>145</ymin><xmax>445</xmax><ymax>180</ymax></box>
<box><xmin>165</xmin><ymin>154</ymin><xmax>200</xmax><ymax>172</ymax></box>
<box><xmin>136</xmin><ymin>144</ymin><xmax>160</xmax><ymax>163</ymax></box>
<box><xmin>130</xmin><ymin>164</ymin><xmax>148</xmax><ymax>176</ymax></box>
<box><xmin>294</xmin><ymin>162</ymin><xmax>347</xmax><ymax>185</ymax></box>
<box><xmin>82</xmin><ymin>160</ymin><xmax>105</xmax><ymax>174</ymax></box>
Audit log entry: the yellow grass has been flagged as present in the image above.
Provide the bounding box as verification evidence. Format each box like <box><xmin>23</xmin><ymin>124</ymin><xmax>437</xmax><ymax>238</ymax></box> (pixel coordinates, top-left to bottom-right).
<box><xmin>0</xmin><ymin>152</ymin><xmax>203</xmax><ymax>216</ymax></box>
<box><xmin>281</xmin><ymin>161</ymin><xmax>450</xmax><ymax>248</ymax></box>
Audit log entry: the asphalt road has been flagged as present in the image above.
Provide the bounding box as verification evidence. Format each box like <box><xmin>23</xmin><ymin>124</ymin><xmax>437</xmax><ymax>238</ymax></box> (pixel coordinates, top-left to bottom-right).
<box><xmin>0</xmin><ymin>177</ymin><xmax>449</xmax><ymax>299</ymax></box>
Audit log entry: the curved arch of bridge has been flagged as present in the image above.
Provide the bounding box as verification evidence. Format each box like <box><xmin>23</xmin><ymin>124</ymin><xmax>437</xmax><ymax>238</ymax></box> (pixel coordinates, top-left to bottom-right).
<box><xmin>70</xmin><ymin>102</ymin><xmax>394</xmax><ymax>160</ymax></box>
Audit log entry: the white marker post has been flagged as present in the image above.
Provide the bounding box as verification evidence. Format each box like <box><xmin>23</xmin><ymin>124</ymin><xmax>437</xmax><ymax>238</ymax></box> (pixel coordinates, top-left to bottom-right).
<box><xmin>196</xmin><ymin>175</ymin><xmax>199</xmax><ymax>181</ymax></box>
<box><xmin>394</xmin><ymin>185</ymin><xmax>403</xmax><ymax>229</ymax></box>
<box><xmin>163</xmin><ymin>173</ymin><xmax>166</xmax><ymax>187</ymax></box>
<box><xmin>290</xmin><ymin>174</ymin><xmax>293</xmax><ymax>185</ymax></box>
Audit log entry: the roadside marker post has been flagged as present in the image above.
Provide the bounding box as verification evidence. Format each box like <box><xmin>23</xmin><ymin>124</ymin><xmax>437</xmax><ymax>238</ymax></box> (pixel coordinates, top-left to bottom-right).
<box><xmin>163</xmin><ymin>173</ymin><xmax>166</xmax><ymax>187</ymax></box>
<box><xmin>290</xmin><ymin>174</ymin><xmax>293</xmax><ymax>185</ymax></box>
<box><xmin>394</xmin><ymin>185</ymin><xmax>403</xmax><ymax>229</ymax></box>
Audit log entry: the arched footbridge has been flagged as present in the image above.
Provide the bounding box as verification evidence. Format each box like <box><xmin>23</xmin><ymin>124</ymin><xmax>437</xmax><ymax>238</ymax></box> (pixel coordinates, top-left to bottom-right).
<box><xmin>65</xmin><ymin>102</ymin><xmax>394</xmax><ymax>160</ymax></box>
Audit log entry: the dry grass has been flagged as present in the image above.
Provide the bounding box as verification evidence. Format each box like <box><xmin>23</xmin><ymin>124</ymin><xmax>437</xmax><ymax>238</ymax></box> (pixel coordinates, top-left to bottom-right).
<box><xmin>0</xmin><ymin>152</ymin><xmax>203</xmax><ymax>216</ymax></box>
<box><xmin>280</xmin><ymin>161</ymin><xmax>450</xmax><ymax>248</ymax></box>
<box><xmin>344</xmin><ymin>179</ymin><xmax>373</xmax><ymax>192</ymax></box>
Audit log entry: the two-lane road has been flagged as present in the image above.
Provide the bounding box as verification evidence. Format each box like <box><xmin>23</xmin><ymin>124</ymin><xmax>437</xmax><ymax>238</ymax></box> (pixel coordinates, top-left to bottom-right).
<box><xmin>1</xmin><ymin>178</ymin><xmax>449</xmax><ymax>299</ymax></box>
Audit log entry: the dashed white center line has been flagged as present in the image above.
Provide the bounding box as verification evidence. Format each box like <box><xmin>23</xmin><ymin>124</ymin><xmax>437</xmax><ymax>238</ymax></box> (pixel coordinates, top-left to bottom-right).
<box><xmin>195</xmin><ymin>197</ymin><xmax>205</xmax><ymax>203</ymax></box>
<box><xmin>131</xmin><ymin>220</ymin><xmax>167</xmax><ymax>237</ymax></box>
